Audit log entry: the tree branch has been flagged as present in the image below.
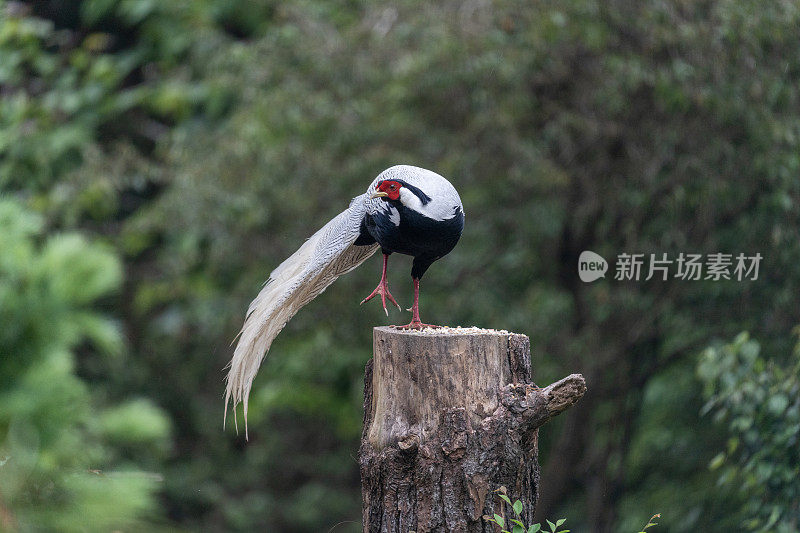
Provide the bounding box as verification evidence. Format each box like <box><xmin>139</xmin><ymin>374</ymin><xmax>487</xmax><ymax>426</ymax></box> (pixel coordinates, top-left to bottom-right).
<box><xmin>500</xmin><ymin>374</ymin><xmax>587</xmax><ymax>436</ymax></box>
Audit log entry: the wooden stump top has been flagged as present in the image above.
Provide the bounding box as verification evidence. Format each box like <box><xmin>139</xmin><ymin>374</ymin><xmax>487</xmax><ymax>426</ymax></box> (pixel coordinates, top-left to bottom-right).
<box><xmin>366</xmin><ymin>326</ymin><xmax>531</xmax><ymax>449</ymax></box>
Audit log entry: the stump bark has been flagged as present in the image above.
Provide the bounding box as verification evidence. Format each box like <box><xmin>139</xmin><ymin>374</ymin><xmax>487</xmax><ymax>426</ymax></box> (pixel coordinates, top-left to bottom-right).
<box><xmin>359</xmin><ymin>327</ymin><xmax>586</xmax><ymax>533</ymax></box>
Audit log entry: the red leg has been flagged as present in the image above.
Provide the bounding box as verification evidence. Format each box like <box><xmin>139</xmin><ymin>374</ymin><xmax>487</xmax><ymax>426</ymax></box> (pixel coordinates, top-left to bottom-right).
<box><xmin>360</xmin><ymin>253</ymin><xmax>401</xmax><ymax>315</ymax></box>
<box><xmin>392</xmin><ymin>278</ymin><xmax>441</xmax><ymax>330</ymax></box>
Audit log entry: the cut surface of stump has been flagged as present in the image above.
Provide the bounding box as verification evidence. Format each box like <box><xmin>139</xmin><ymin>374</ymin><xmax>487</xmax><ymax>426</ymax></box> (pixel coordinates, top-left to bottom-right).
<box><xmin>359</xmin><ymin>326</ymin><xmax>585</xmax><ymax>533</ymax></box>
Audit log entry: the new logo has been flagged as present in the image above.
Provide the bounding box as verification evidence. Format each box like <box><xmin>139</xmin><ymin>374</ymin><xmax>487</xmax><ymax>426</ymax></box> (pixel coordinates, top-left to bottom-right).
<box><xmin>578</xmin><ymin>250</ymin><xmax>608</xmax><ymax>282</ymax></box>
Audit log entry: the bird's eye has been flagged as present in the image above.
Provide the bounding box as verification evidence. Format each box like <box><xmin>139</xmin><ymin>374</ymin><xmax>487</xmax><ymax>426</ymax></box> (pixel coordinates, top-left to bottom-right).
<box><xmin>390</xmin><ymin>184</ymin><xmax>396</xmax><ymax>190</ymax></box>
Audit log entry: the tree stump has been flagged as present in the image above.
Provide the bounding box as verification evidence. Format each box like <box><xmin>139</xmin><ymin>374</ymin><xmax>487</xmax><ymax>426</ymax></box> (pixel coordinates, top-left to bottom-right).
<box><xmin>359</xmin><ymin>327</ymin><xmax>586</xmax><ymax>533</ymax></box>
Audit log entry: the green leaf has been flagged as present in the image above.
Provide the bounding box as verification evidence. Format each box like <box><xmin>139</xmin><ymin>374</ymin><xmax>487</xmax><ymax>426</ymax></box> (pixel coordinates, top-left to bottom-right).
<box><xmin>494</xmin><ymin>514</ymin><xmax>505</xmax><ymax>528</ymax></box>
<box><xmin>709</xmin><ymin>452</ymin><xmax>726</xmax><ymax>470</ymax></box>
<box><xmin>547</xmin><ymin>519</ymin><xmax>556</xmax><ymax>532</ymax></box>
<box><xmin>513</xmin><ymin>500</ymin><xmax>523</xmax><ymax>515</ymax></box>
<box><xmin>768</xmin><ymin>394</ymin><xmax>789</xmax><ymax>415</ymax></box>
<box><xmin>528</xmin><ymin>525</ymin><xmax>541</xmax><ymax>533</ymax></box>
<box><xmin>100</xmin><ymin>398</ymin><xmax>171</xmax><ymax>445</ymax></box>
<box><xmin>499</xmin><ymin>494</ymin><xmax>513</xmax><ymax>506</ymax></box>
<box><xmin>556</xmin><ymin>518</ymin><xmax>566</xmax><ymax>527</ymax></box>
<box><xmin>511</xmin><ymin>519</ymin><xmax>525</xmax><ymax>527</ymax></box>
<box><xmin>513</xmin><ymin>526</ymin><xmax>524</xmax><ymax>533</ymax></box>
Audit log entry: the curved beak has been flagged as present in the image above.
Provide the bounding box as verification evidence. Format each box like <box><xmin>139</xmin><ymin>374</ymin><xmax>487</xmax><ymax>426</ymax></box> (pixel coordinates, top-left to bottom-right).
<box><xmin>370</xmin><ymin>191</ymin><xmax>389</xmax><ymax>199</ymax></box>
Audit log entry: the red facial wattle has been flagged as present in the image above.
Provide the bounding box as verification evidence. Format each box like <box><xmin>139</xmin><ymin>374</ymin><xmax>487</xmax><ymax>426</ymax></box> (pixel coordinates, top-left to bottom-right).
<box><xmin>376</xmin><ymin>180</ymin><xmax>402</xmax><ymax>201</ymax></box>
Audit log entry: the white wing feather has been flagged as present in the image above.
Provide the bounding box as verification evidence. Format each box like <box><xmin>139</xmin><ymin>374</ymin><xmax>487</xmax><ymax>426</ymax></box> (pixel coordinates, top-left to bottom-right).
<box><xmin>225</xmin><ymin>192</ymin><xmax>378</xmax><ymax>436</ymax></box>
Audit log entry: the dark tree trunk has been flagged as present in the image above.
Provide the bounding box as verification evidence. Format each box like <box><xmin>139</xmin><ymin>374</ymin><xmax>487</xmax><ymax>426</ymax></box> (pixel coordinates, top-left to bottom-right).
<box><xmin>359</xmin><ymin>327</ymin><xmax>586</xmax><ymax>533</ymax></box>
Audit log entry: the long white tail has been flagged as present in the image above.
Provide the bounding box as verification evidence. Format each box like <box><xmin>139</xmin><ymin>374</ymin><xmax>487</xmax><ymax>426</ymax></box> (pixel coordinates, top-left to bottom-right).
<box><xmin>225</xmin><ymin>194</ymin><xmax>378</xmax><ymax>436</ymax></box>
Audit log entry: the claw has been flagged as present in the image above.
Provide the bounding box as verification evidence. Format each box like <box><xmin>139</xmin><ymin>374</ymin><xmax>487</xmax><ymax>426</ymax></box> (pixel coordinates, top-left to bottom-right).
<box><xmin>390</xmin><ymin>278</ymin><xmax>439</xmax><ymax>330</ymax></box>
<box><xmin>361</xmin><ymin>253</ymin><xmax>401</xmax><ymax>315</ymax></box>
<box><xmin>361</xmin><ymin>280</ymin><xmax>401</xmax><ymax>315</ymax></box>
<box><xmin>391</xmin><ymin>321</ymin><xmax>442</xmax><ymax>330</ymax></box>
<box><xmin>387</xmin><ymin>292</ymin><xmax>402</xmax><ymax>311</ymax></box>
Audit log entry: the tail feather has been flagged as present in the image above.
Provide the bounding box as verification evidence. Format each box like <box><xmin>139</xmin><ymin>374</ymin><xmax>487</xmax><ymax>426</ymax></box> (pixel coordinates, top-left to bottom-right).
<box><xmin>224</xmin><ymin>195</ymin><xmax>378</xmax><ymax>437</ymax></box>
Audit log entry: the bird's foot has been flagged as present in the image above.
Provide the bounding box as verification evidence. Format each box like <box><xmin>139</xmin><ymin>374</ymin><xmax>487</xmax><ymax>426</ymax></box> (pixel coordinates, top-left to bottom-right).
<box><xmin>391</xmin><ymin>321</ymin><xmax>442</xmax><ymax>330</ymax></box>
<box><xmin>360</xmin><ymin>282</ymin><xmax>401</xmax><ymax>316</ymax></box>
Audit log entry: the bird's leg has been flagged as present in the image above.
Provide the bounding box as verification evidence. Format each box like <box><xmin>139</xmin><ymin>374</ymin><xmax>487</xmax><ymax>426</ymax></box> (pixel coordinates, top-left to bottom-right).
<box><xmin>393</xmin><ymin>278</ymin><xmax>441</xmax><ymax>330</ymax></box>
<box><xmin>360</xmin><ymin>253</ymin><xmax>401</xmax><ymax>315</ymax></box>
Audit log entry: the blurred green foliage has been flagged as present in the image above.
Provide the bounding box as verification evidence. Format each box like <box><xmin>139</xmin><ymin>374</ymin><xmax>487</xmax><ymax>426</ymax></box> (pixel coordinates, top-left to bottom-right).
<box><xmin>1</xmin><ymin>0</ymin><xmax>799</xmax><ymax>531</ymax></box>
<box><xmin>0</xmin><ymin>199</ymin><xmax>170</xmax><ymax>531</ymax></box>
<box><xmin>699</xmin><ymin>332</ymin><xmax>800</xmax><ymax>532</ymax></box>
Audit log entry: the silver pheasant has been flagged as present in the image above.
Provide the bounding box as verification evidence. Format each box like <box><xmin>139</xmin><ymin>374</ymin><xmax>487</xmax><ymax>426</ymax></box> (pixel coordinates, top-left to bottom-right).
<box><xmin>225</xmin><ymin>165</ymin><xmax>464</xmax><ymax>435</ymax></box>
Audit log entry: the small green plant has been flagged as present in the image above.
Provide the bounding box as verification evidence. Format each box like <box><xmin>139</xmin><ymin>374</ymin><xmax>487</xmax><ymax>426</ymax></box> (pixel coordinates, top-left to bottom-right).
<box><xmin>484</xmin><ymin>487</ymin><xmax>569</xmax><ymax>533</ymax></box>
<box><xmin>638</xmin><ymin>514</ymin><xmax>661</xmax><ymax>532</ymax></box>
<box><xmin>485</xmin><ymin>487</ymin><xmax>661</xmax><ymax>533</ymax></box>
